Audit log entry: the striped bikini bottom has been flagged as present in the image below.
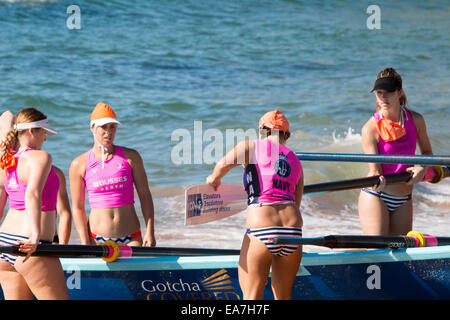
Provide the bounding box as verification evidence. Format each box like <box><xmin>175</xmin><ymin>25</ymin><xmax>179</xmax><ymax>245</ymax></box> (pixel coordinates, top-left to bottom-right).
<box><xmin>0</xmin><ymin>232</ymin><xmax>51</xmax><ymax>266</ymax></box>
<box><xmin>361</xmin><ymin>188</ymin><xmax>412</xmax><ymax>213</ymax></box>
<box><xmin>89</xmin><ymin>230</ymin><xmax>141</xmax><ymax>244</ymax></box>
<box><xmin>246</xmin><ymin>226</ymin><xmax>302</xmax><ymax>257</ymax></box>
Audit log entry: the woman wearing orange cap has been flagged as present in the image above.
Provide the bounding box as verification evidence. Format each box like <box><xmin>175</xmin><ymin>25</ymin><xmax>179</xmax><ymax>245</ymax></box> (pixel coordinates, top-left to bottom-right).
<box><xmin>0</xmin><ymin>108</ymin><xmax>69</xmax><ymax>299</ymax></box>
<box><xmin>69</xmin><ymin>102</ymin><xmax>156</xmax><ymax>247</ymax></box>
<box><xmin>207</xmin><ymin>110</ymin><xmax>304</xmax><ymax>300</ymax></box>
<box><xmin>358</xmin><ymin>68</ymin><xmax>433</xmax><ymax>235</ymax></box>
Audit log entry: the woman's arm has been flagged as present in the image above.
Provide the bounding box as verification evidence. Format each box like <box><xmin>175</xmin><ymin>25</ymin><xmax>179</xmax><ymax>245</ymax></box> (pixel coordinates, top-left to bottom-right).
<box><xmin>54</xmin><ymin>166</ymin><xmax>72</xmax><ymax>244</ymax></box>
<box><xmin>125</xmin><ymin>148</ymin><xmax>156</xmax><ymax>247</ymax></box>
<box><xmin>361</xmin><ymin>118</ymin><xmax>383</xmax><ymax>176</ymax></box>
<box><xmin>19</xmin><ymin>150</ymin><xmax>52</xmax><ymax>259</ymax></box>
<box><xmin>361</xmin><ymin>118</ymin><xmax>387</xmax><ymax>190</ymax></box>
<box><xmin>294</xmin><ymin>167</ymin><xmax>304</xmax><ymax>208</ymax></box>
<box><xmin>406</xmin><ymin>112</ymin><xmax>433</xmax><ymax>185</ymax></box>
<box><xmin>207</xmin><ymin>140</ymin><xmax>254</xmax><ymax>190</ymax></box>
<box><xmin>0</xmin><ymin>173</ymin><xmax>7</xmax><ymax>221</ymax></box>
<box><xmin>69</xmin><ymin>154</ymin><xmax>90</xmax><ymax>244</ymax></box>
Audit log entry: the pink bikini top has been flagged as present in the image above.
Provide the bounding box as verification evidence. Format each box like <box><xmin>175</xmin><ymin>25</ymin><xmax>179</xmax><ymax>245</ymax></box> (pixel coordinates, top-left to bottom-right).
<box><xmin>243</xmin><ymin>140</ymin><xmax>302</xmax><ymax>205</ymax></box>
<box><xmin>4</xmin><ymin>148</ymin><xmax>59</xmax><ymax>211</ymax></box>
<box><xmin>374</xmin><ymin>107</ymin><xmax>417</xmax><ymax>175</ymax></box>
<box><xmin>84</xmin><ymin>145</ymin><xmax>135</xmax><ymax>209</ymax></box>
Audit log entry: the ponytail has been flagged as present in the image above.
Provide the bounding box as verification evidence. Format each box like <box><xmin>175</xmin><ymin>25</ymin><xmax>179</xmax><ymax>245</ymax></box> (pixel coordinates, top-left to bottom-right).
<box><xmin>0</xmin><ymin>129</ymin><xmax>18</xmax><ymax>170</ymax></box>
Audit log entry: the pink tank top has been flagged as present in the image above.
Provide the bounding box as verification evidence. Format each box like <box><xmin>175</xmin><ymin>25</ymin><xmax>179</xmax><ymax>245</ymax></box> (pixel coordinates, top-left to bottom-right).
<box><xmin>243</xmin><ymin>140</ymin><xmax>302</xmax><ymax>205</ymax></box>
<box><xmin>374</xmin><ymin>108</ymin><xmax>417</xmax><ymax>175</ymax></box>
<box><xmin>84</xmin><ymin>146</ymin><xmax>135</xmax><ymax>209</ymax></box>
<box><xmin>4</xmin><ymin>148</ymin><xmax>59</xmax><ymax>211</ymax></box>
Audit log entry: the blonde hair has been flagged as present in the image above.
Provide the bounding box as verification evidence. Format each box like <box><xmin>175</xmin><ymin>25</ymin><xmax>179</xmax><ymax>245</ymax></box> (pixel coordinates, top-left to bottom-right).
<box><xmin>375</xmin><ymin>68</ymin><xmax>408</xmax><ymax>111</ymax></box>
<box><xmin>1</xmin><ymin>108</ymin><xmax>47</xmax><ymax>170</ymax></box>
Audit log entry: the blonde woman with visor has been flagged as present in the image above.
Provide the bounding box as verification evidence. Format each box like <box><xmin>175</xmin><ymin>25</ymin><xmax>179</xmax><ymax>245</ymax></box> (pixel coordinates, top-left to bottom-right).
<box><xmin>0</xmin><ymin>109</ymin><xmax>69</xmax><ymax>300</ymax></box>
<box><xmin>70</xmin><ymin>102</ymin><xmax>156</xmax><ymax>246</ymax></box>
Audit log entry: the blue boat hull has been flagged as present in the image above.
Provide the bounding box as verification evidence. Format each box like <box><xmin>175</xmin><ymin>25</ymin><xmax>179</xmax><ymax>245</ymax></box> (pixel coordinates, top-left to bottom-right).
<box><xmin>1</xmin><ymin>246</ymin><xmax>449</xmax><ymax>300</ymax></box>
<box><xmin>62</xmin><ymin>246</ymin><xmax>450</xmax><ymax>300</ymax></box>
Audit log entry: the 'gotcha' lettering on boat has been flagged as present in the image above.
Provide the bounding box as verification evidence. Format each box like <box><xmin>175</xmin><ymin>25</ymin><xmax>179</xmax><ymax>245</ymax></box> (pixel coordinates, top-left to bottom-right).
<box><xmin>142</xmin><ymin>279</ymin><xmax>201</xmax><ymax>293</ymax></box>
<box><xmin>142</xmin><ymin>269</ymin><xmax>241</xmax><ymax>300</ymax></box>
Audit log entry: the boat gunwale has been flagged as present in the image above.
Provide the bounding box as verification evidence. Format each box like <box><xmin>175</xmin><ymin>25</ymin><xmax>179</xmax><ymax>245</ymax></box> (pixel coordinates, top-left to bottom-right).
<box><xmin>60</xmin><ymin>245</ymin><xmax>450</xmax><ymax>272</ymax></box>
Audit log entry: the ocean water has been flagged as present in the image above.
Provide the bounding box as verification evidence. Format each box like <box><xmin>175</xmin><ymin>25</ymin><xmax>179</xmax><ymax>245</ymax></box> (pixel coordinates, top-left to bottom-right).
<box><xmin>0</xmin><ymin>0</ymin><xmax>449</xmax><ymax>251</ymax></box>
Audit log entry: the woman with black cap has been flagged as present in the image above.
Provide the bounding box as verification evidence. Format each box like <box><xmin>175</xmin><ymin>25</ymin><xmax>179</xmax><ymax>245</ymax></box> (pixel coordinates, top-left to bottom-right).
<box><xmin>358</xmin><ymin>67</ymin><xmax>433</xmax><ymax>235</ymax></box>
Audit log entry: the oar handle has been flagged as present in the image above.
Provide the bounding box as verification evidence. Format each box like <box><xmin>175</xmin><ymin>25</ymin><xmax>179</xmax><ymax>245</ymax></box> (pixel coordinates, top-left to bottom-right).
<box><xmin>427</xmin><ymin>166</ymin><xmax>450</xmax><ymax>183</ymax></box>
<box><xmin>0</xmin><ymin>244</ymin><xmax>110</xmax><ymax>258</ymax></box>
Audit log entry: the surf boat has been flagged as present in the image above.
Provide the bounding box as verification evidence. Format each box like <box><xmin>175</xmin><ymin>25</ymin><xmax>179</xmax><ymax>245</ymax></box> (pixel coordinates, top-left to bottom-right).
<box><xmin>1</xmin><ymin>233</ymin><xmax>449</xmax><ymax>300</ymax></box>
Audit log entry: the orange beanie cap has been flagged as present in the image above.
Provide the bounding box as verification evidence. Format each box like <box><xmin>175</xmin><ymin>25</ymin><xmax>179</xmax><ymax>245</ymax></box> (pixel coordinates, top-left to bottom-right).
<box><xmin>258</xmin><ymin>109</ymin><xmax>289</xmax><ymax>132</ymax></box>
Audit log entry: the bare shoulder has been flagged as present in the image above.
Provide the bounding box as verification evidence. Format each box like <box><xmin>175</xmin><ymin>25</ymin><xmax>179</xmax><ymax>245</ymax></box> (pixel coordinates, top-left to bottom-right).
<box><xmin>53</xmin><ymin>166</ymin><xmax>66</xmax><ymax>179</ymax></box>
<box><xmin>407</xmin><ymin>109</ymin><xmax>427</xmax><ymax>131</ymax></box>
<box><xmin>22</xmin><ymin>149</ymin><xmax>52</xmax><ymax>165</ymax></box>
<box><xmin>71</xmin><ymin>152</ymin><xmax>86</xmax><ymax>165</ymax></box>
<box><xmin>53</xmin><ymin>165</ymin><xmax>63</xmax><ymax>175</ymax></box>
<box><xmin>121</xmin><ymin>146</ymin><xmax>142</xmax><ymax>162</ymax></box>
<box><xmin>234</xmin><ymin>139</ymin><xmax>253</xmax><ymax>153</ymax></box>
<box><xmin>69</xmin><ymin>152</ymin><xmax>87</xmax><ymax>175</ymax></box>
<box><xmin>408</xmin><ymin>109</ymin><xmax>425</xmax><ymax>122</ymax></box>
<box><xmin>361</xmin><ymin>116</ymin><xmax>377</xmax><ymax>135</ymax></box>
<box><xmin>53</xmin><ymin>166</ymin><xmax>69</xmax><ymax>188</ymax></box>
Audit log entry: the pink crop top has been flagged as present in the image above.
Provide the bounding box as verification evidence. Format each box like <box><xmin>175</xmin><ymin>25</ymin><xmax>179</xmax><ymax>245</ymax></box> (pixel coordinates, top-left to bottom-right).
<box><xmin>4</xmin><ymin>148</ymin><xmax>59</xmax><ymax>211</ymax></box>
<box><xmin>243</xmin><ymin>140</ymin><xmax>302</xmax><ymax>205</ymax></box>
<box><xmin>84</xmin><ymin>146</ymin><xmax>135</xmax><ymax>209</ymax></box>
<box><xmin>374</xmin><ymin>108</ymin><xmax>417</xmax><ymax>175</ymax></box>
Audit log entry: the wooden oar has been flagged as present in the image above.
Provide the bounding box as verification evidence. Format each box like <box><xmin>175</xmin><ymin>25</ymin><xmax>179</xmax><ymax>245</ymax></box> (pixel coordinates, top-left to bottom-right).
<box><xmin>0</xmin><ymin>243</ymin><xmax>240</xmax><ymax>260</ymax></box>
<box><xmin>296</xmin><ymin>152</ymin><xmax>450</xmax><ymax>166</ymax></box>
<box><xmin>185</xmin><ymin>166</ymin><xmax>449</xmax><ymax>225</ymax></box>
<box><xmin>270</xmin><ymin>233</ymin><xmax>450</xmax><ymax>249</ymax></box>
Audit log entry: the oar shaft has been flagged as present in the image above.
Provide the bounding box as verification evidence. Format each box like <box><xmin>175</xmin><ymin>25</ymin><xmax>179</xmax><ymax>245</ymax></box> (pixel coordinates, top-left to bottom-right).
<box><xmin>274</xmin><ymin>235</ymin><xmax>415</xmax><ymax>249</ymax></box>
<box><xmin>304</xmin><ymin>166</ymin><xmax>448</xmax><ymax>195</ymax></box>
<box><xmin>128</xmin><ymin>246</ymin><xmax>240</xmax><ymax>256</ymax></box>
<box><xmin>304</xmin><ymin>172</ymin><xmax>411</xmax><ymax>194</ymax></box>
<box><xmin>272</xmin><ymin>235</ymin><xmax>450</xmax><ymax>249</ymax></box>
<box><xmin>0</xmin><ymin>244</ymin><xmax>240</xmax><ymax>258</ymax></box>
<box><xmin>296</xmin><ymin>152</ymin><xmax>450</xmax><ymax>166</ymax></box>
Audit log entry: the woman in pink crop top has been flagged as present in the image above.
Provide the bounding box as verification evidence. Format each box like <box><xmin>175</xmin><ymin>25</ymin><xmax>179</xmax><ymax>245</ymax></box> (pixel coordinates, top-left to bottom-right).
<box><xmin>0</xmin><ymin>108</ymin><xmax>69</xmax><ymax>300</ymax></box>
<box><xmin>358</xmin><ymin>68</ymin><xmax>433</xmax><ymax>236</ymax></box>
<box><xmin>207</xmin><ymin>110</ymin><xmax>304</xmax><ymax>300</ymax></box>
<box><xmin>69</xmin><ymin>102</ymin><xmax>156</xmax><ymax>247</ymax></box>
